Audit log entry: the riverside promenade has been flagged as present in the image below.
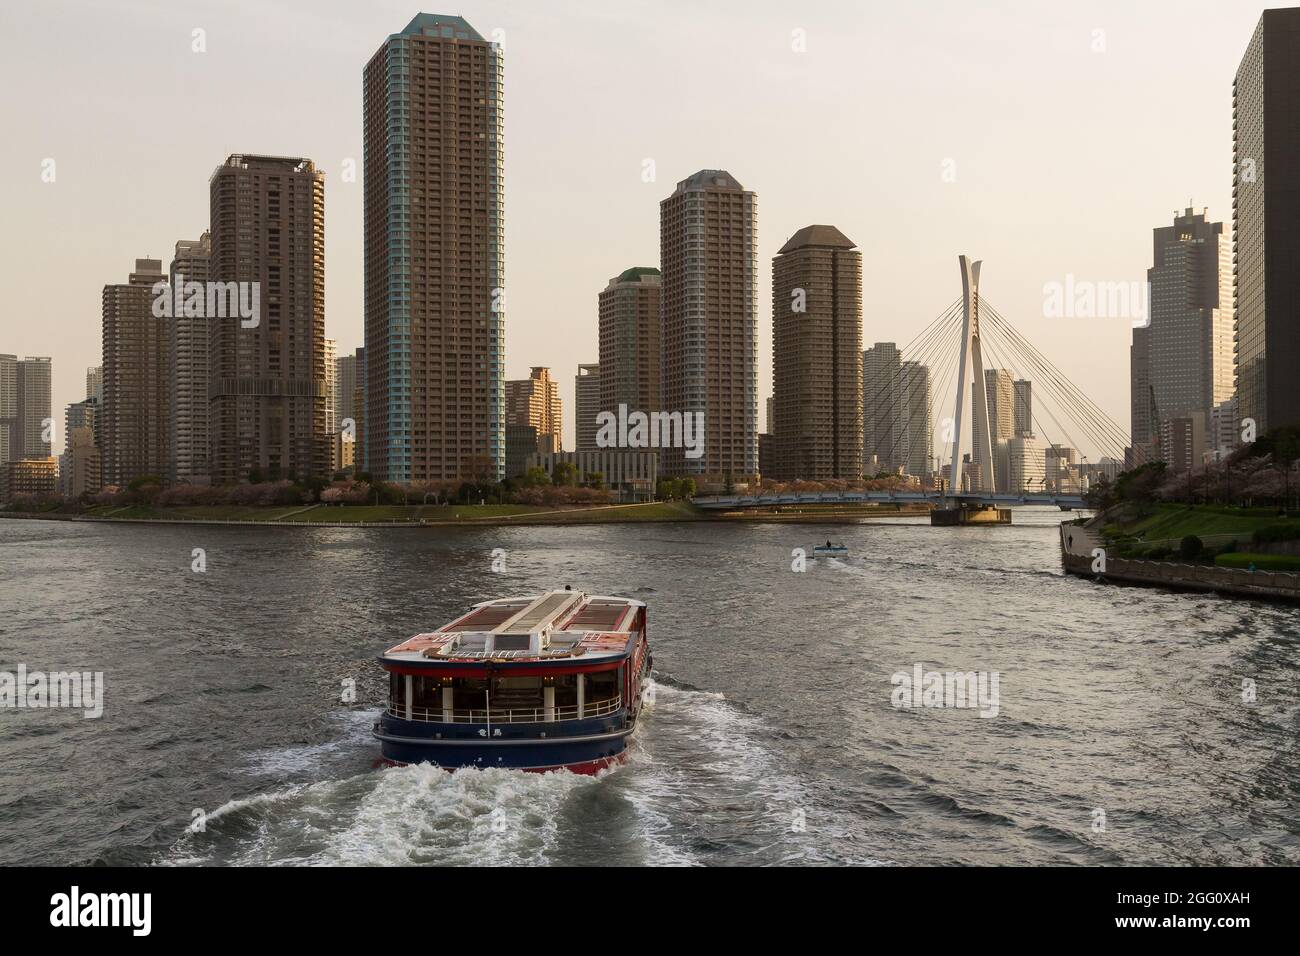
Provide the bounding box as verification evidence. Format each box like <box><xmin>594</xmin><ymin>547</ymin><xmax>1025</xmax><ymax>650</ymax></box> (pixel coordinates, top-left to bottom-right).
<box><xmin>1059</xmin><ymin>520</ymin><xmax>1300</xmax><ymax>602</ymax></box>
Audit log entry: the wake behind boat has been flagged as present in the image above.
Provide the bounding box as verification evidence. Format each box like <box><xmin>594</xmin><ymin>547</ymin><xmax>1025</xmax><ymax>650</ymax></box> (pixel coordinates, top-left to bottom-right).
<box><xmin>373</xmin><ymin>589</ymin><xmax>651</xmax><ymax>774</ymax></box>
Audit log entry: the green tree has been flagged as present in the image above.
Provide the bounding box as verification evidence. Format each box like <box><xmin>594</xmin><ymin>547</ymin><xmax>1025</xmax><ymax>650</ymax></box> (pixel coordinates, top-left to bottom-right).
<box><xmin>1113</xmin><ymin>461</ymin><xmax>1167</xmax><ymax>505</ymax></box>
<box><xmin>656</xmin><ymin>478</ymin><xmax>686</xmax><ymax>501</ymax></box>
<box><xmin>299</xmin><ymin>475</ymin><xmax>328</xmax><ymax>499</ymax></box>
<box><xmin>1179</xmin><ymin>535</ymin><xmax>1204</xmax><ymax>560</ymax></box>
<box><xmin>523</xmin><ymin>466</ymin><xmax>551</xmax><ymax>488</ymax></box>
<box><xmin>1258</xmin><ymin>425</ymin><xmax>1300</xmax><ymax>509</ymax></box>
<box><xmin>553</xmin><ymin>461</ymin><xmax>579</xmax><ymax>487</ymax></box>
<box><xmin>374</xmin><ymin>482</ymin><xmax>405</xmax><ymax>505</ymax></box>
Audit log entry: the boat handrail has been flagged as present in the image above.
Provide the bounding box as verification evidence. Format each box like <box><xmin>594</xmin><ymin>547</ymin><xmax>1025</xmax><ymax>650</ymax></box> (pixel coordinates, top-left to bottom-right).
<box><xmin>386</xmin><ymin>695</ymin><xmax>623</xmax><ymax>724</ymax></box>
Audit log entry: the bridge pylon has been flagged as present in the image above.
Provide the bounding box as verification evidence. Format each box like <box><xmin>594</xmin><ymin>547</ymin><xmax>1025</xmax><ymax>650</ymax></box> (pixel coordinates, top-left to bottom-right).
<box><xmin>947</xmin><ymin>255</ymin><xmax>998</xmax><ymax>506</ymax></box>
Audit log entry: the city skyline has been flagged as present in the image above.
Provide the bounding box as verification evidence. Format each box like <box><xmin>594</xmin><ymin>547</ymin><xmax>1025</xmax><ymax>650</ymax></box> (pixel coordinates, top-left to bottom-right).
<box><xmin>1</xmin><ymin>1</ymin><xmax>1271</xmax><ymax>453</ymax></box>
<box><xmin>5</xmin><ymin>1</ymin><xmax>1300</xmax><ymax>891</ymax></box>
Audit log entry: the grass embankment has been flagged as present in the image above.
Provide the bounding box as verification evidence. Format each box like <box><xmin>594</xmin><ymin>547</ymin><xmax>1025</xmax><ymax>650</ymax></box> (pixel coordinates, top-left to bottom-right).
<box><xmin>712</xmin><ymin>503</ymin><xmax>928</xmax><ymax>521</ymax></box>
<box><xmin>1215</xmin><ymin>552</ymin><xmax>1300</xmax><ymax>572</ymax></box>
<box><xmin>1106</xmin><ymin>504</ymin><xmax>1299</xmax><ymax>542</ymax></box>
<box><xmin>1101</xmin><ymin>502</ymin><xmax>1300</xmax><ymax>562</ymax></box>
<box><xmin>82</xmin><ymin>504</ymin><xmax>301</xmax><ymax>521</ymax></box>
<box><xmin>287</xmin><ymin>504</ymin><xmax>545</xmax><ymax>522</ymax></box>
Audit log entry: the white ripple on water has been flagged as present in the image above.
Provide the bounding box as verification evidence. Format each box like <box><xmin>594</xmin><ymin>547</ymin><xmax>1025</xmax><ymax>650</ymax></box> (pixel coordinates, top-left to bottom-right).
<box><xmin>237</xmin><ymin>710</ymin><xmax>377</xmax><ymax>777</ymax></box>
<box><xmin>622</xmin><ymin>680</ymin><xmax>885</xmax><ymax>865</ymax></box>
<box><xmin>163</xmin><ymin>679</ymin><xmax>883</xmax><ymax>866</ymax></box>
<box><xmin>164</xmin><ymin>765</ymin><xmax>601</xmax><ymax>866</ymax></box>
<box><xmin>313</xmin><ymin>764</ymin><xmax>599</xmax><ymax>866</ymax></box>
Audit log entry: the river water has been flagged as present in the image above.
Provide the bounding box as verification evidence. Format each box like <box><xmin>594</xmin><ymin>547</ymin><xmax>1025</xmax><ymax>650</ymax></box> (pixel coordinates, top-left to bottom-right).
<box><xmin>1</xmin><ymin>509</ymin><xmax>1298</xmax><ymax>866</ymax></box>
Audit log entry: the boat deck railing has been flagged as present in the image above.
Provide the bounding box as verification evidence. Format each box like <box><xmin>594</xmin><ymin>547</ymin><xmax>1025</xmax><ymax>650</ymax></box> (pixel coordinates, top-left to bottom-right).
<box><xmin>386</xmin><ymin>696</ymin><xmax>623</xmax><ymax>724</ymax></box>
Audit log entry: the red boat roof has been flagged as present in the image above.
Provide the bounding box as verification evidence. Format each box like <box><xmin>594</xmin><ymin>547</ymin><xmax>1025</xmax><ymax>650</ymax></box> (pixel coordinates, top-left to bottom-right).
<box><xmin>382</xmin><ymin>590</ymin><xmax>644</xmax><ymax>664</ymax></box>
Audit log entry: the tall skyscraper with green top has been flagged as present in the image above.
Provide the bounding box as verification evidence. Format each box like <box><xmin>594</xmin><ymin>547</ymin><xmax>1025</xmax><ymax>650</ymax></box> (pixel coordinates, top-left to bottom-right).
<box><xmin>364</xmin><ymin>14</ymin><xmax>505</xmax><ymax>482</ymax></box>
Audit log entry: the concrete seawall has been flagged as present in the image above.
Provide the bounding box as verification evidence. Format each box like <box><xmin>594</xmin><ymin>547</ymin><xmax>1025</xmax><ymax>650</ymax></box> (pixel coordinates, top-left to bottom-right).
<box><xmin>1059</xmin><ymin>521</ymin><xmax>1300</xmax><ymax>602</ymax></box>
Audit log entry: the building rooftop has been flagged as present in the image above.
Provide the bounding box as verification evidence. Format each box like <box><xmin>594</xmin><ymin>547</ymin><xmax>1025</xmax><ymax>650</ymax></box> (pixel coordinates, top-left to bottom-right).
<box><xmin>778</xmin><ymin>224</ymin><xmax>857</xmax><ymax>254</ymax></box>
<box><xmin>400</xmin><ymin>13</ymin><xmax>485</xmax><ymax>41</ymax></box>
<box><xmin>673</xmin><ymin>169</ymin><xmax>746</xmax><ymax>194</ymax></box>
<box><xmin>611</xmin><ymin>266</ymin><xmax>661</xmax><ymax>285</ymax></box>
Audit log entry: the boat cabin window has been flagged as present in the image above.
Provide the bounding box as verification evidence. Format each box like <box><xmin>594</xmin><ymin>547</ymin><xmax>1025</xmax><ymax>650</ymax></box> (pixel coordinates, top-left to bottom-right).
<box><xmin>389</xmin><ymin>671</ymin><xmax>623</xmax><ymax>714</ymax></box>
<box><xmin>586</xmin><ymin>669</ymin><xmax>618</xmax><ymax>703</ymax></box>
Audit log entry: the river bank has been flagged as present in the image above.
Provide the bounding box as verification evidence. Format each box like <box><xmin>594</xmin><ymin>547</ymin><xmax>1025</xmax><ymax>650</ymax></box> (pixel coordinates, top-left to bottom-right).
<box><xmin>0</xmin><ymin>500</ymin><xmax>928</xmax><ymax>528</ymax></box>
<box><xmin>1059</xmin><ymin>509</ymin><xmax>1300</xmax><ymax>602</ymax></box>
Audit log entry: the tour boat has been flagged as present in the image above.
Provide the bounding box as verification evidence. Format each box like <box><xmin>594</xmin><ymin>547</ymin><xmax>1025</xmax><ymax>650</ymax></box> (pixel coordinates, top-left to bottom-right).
<box><xmin>373</xmin><ymin>589</ymin><xmax>651</xmax><ymax>774</ymax></box>
<box><xmin>813</xmin><ymin>542</ymin><xmax>849</xmax><ymax>556</ymax></box>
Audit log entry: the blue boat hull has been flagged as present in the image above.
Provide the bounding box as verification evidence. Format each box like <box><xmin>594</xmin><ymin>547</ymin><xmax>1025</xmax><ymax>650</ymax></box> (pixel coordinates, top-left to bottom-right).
<box><xmin>374</xmin><ymin>710</ymin><xmax>635</xmax><ymax>773</ymax></box>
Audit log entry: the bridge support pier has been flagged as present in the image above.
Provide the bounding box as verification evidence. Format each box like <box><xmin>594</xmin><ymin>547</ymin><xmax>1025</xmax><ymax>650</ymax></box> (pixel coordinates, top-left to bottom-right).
<box><xmin>931</xmin><ymin>503</ymin><xmax>1012</xmax><ymax>527</ymax></box>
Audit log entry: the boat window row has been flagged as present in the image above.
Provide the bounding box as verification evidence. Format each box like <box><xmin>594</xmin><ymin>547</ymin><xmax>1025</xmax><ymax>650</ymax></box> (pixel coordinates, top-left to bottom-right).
<box><xmin>388</xmin><ymin>671</ymin><xmax>622</xmax><ymax>723</ymax></box>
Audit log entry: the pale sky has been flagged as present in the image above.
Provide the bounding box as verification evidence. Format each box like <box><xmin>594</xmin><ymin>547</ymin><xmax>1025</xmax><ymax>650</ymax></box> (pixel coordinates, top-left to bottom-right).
<box><xmin>0</xmin><ymin>0</ymin><xmax>1276</xmax><ymax>458</ymax></box>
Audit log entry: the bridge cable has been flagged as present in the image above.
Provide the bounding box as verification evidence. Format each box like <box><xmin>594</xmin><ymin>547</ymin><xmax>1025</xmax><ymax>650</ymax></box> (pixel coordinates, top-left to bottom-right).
<box><xmin>872</xmin><ymin>307</ymin><xmax>964</xmax><ymax>471</ymax></box>
<box><xmin>977</xmin><ymin>303</ymin><xmax>1133</xmax><ymax>455</ymax></box>
<box><xmin>878</xmin><ymin>311</ymin><xmax>965</xmax><ymax>474</ymax></box>
<box><xmin>978</xmin><ymin>300</ymin><xmax>1130</xmax><ymax>458</ymax></box>
<box><xmin>862</xmin><ymin>302</ymin><xmax>962</xmax><ymax>469</ymax></box>
<box><xmin>974</xmin><ymin>313</ymin><xmax>1082</xmax><ymax>491</ymax></box>
<box><xmin>979</xmin><ymin>303</ymin><xmax>1129</xmax><ymax>461</ymax></box>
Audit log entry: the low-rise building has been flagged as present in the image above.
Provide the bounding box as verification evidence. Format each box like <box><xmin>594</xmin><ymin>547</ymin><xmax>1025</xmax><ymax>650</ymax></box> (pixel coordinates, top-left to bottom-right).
<box><xmin>66</xmin><ymin>426</ymin><xmax>101</xmax><ymax>497</ymax></box>
<box><xmin>1</xmin><ymin>457</ymin><xmax>59</xmax><ymax>505</ymax></box>
<box><xmin>525</xmin><ymin>449</ymin><xmax>657</xmax><ymax>502</ymax></box>
<box><xmin>506</xmin><ymin>423</ymin><xmax>540</xmax><ymax>479</ymax></box>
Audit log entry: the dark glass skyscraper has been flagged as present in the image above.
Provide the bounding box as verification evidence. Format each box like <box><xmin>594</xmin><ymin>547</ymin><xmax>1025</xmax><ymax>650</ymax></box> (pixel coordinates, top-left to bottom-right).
<box><xmin>1234</xmin><ymin>8</ymin><xmax>1300</xmax><ymax>433</ymax></box>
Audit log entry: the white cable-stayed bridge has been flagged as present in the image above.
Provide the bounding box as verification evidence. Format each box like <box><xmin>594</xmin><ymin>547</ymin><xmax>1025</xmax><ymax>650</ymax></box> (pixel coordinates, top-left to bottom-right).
<box><xmin>694</xmin><ymin>256</ymin><xmax>1128</xmax><ymax>521</ymax></box>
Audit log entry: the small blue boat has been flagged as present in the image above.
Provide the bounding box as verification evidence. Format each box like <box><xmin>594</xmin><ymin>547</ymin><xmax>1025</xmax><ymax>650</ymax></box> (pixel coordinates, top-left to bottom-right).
<box><xmin>813</xmin><ymin>541</ymin><xmax>849</xmax><ymax>557</ymax></box>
